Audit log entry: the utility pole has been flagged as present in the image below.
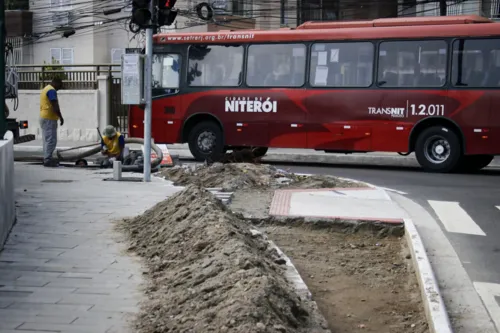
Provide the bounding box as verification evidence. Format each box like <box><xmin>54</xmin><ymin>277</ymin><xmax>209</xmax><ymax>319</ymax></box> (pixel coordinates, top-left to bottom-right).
<box><xmin>439</xmin><ymin>0</ymin><xmax>447</xmax><ymax>16</ymax></box>
<box><xmin>0</xmin><ymin>0</ymin><xmax>6</xmax><ymax>139</ymax></box>
<box><xmin>143</xmin><ymin>0</ymin><xmax>155</xmax><ymax>182</ymax></box>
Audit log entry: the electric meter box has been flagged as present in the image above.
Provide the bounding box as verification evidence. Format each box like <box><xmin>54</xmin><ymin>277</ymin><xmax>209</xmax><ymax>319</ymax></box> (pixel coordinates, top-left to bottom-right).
<box><xmin>121</xmin><ymin>53</ymin><xmax>145</xmax><ymax>105</ymax></box>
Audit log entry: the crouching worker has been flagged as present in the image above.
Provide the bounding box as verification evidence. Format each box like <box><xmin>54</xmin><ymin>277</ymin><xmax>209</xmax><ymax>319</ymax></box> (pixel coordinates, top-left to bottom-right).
<box><xmin>100</xmin><ymin>125</ymin><xmax>129</xmax><ymax>168</ymax></box>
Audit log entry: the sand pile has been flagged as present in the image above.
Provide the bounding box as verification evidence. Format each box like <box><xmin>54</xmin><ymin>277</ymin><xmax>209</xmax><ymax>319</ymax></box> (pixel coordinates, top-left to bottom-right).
<box><xmin>118</xmin><ymin>185</ymin><xmax>330</xmax><ymax>333</ymax></box>
<box><xmin>161</xmin><ymin>163</ymin><xmax>365</xmax><ymax>191</ymax></box>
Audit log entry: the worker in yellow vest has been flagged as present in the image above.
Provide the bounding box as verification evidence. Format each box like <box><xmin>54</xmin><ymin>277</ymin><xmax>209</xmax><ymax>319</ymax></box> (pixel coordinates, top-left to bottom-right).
<box><xmin>100</xmin><ymin>125</ymin><xmax>128</xmax><ymax>167</ymax></box>
<box><xmin>39</xmin><ymin>78</ymin><xmax>64</xmax><ymax>167</ymax></box>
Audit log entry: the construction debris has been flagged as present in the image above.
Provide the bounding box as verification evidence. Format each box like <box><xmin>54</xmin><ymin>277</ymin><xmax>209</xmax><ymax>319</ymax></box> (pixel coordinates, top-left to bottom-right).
<box><xmin>161</xmin><ymin>163</ymin><xmax>366</xmax><ymax>192</ymax></box>
<box><xmin>117</xmin><ymin>185</ymin><xmax>331</xmax><ymax>333</ymax></box>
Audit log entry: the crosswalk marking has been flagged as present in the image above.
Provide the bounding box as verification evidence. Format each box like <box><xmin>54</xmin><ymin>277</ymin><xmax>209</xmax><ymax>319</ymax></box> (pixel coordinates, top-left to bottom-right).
<box><xmin>428</xmin><ymin>200</ymin><xmax>486</xmax><ymax>236</ymax></box>
<box><xmin>473</xmin><ymin>282</ymin><xmax>500</xmax><ymax>330</ymax></box>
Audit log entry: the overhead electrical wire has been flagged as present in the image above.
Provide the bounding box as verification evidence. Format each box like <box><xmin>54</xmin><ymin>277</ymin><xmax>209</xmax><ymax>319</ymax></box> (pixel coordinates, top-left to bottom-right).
<box><xmin>5</xmin><ymin>0</ymin><xmax>486</xmax><ymax>50</ymax></box>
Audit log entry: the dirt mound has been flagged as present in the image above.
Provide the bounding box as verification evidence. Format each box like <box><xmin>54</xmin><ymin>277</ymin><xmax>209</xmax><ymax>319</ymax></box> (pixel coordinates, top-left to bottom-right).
<box><xmin>161</xmin><ymin>163</ymin><xmax>366</xmax><ymax>191</ymax></box>
<box><xmin>161</xmin><ymin>163</ymin><xmax>282</xmax><ymax>191</ymax></box>
<box><xmin>118</xmin><ymin>185</ymin><xmax>330</xmax><ymax>333</ymax></box>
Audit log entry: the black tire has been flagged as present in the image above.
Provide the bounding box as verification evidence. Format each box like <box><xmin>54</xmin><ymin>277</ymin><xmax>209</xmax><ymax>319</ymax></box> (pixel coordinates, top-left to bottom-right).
<box><xmin>188</xmin><ymin>121</ymin><xmax>224</xmax><ymax>161</ymax></box>
<box><xmin>415</xmin><ymin>126</ymin><xmax>462</xmax><ymax>173</ymax></box>
<box><xmin>457</xmin><ymin>155</ymin><xmax>494</xmax><ymax>173</ymax></box>
<box><xmin>252</xmin><ymin>147</ymin><xmax>268</xmax><ymax>157</ymax></box>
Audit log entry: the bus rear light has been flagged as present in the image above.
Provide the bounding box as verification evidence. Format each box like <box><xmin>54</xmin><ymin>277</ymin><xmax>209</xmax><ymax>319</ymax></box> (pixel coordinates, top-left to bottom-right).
<box><xmin>365</xmin><ymin>132</ymin><xmax>371</xmax><ymax>136</ymax></box>
<box><xmin>167</xmin><ymin>121</ymin><xmax>174</xmax><ymax>124</ymax></box>
<box><xmin>132</xmin><ymin>124</ymin><xmax>138</xmax><ymax>129</ymax></box>
<box><xmin>482</xmin><ymin>136</ymin><xmax>488</xmax><ymax>139</ymax></box>
<box><xmin>237</xmin><ymin>129</ymin><xmax>242</xmax><ymax>132</ymax></box>
<box><xmin>236</xmin><ymin>123</ymin><xmax>248</xmax><ymax>127</ymax></box>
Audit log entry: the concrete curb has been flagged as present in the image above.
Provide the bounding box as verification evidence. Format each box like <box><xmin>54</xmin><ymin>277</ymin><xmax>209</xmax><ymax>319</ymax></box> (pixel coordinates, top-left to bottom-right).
<box><xmin>250</xmin><ymin>228</ymin><xmax>330</xmax><ymax>332</ymax></box>
<box><xmin>403</xmin><ymin>217</ymin><xmax>453</xmax><ymax>333</ymax></box>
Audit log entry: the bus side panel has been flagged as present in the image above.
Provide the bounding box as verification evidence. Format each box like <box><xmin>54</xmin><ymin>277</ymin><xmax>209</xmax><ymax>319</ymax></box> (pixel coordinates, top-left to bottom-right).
<box><xmin>305</xmin><ymin>90</ymin><xmax>376</xmax><ymax>152</ymax></box>
<box><xmin>128</xmin><ymin>106</ymin><xmax>144</xmax><ymax>138</ymax></box>
<box><xmin>448</xmin><ymin>90</ymin><xmax>492</xmax><ymax>155</ymax></box>
<box><xmin>486</xmin><ymin>91</ymin><xmax>500</xmax><ymax>155</ymax></box>
<box><xmin>151</xmin><ymin>95</ymin><xmax>183</xmax><ymax>144</ymax></box>
<box><xmin>370</xmin><ymin>90</ymin><xmax>455</xmax><ymax>153</ymax></box>
<box><xmin>183</xmin><ymin>91</ymin><xmax>270</xmax><ymax>147</ymax></box>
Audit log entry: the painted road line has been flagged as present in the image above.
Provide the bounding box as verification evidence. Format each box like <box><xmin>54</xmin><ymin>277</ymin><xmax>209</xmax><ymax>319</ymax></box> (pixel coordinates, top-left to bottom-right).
<box><xmin>496</xmin><ymin>206</ymin><xmax>500</xmax><ymax>211</ymax></box>
<box><xmin>428</xmin><ymin>200</ymin><xmax>486</xmax><ymax>236</ymax></box>
<box><xmin>473</xmin><ymin>282</ymin><xmax>500</xmax><ymax>330</ymax></box>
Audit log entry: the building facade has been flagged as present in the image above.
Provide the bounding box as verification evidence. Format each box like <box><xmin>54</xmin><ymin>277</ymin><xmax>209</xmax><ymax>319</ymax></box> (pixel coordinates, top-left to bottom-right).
<box><xmin>5</xmin><ymin>0</ymin><xmax>500</xmax><ymax>66</ymax></box>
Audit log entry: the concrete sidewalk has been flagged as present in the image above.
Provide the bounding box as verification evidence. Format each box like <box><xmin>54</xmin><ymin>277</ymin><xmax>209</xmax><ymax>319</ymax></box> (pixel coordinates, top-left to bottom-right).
<box><xmin>0</xmin><ymin>163</ymin><xmax>181</xmax><ymax>333</ymax></box>
<box><xmin>15</xmin><ymin>140</ymin><xmax>500</xmax><ymax>168</ymax></box>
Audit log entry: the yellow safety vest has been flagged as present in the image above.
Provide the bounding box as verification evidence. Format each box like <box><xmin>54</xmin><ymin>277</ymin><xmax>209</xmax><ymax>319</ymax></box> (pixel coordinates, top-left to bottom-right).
<box><xmin>102</xmin><ymin>132</ymin><xmax>122</xmax><ymax>155</ymax></box>
<box><xmin>40</xmin><ymin>84</ymin><xmax>59</xmax><ymax>120</ymax></box>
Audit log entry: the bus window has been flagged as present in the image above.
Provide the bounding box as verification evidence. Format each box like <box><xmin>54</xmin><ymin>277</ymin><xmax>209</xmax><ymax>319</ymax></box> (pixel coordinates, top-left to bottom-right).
<box><xmin>246</xmin><ymin>44</ymin><xmax>306</xmax><ymax>87</ymax></box>
<box><xmin>309</xmin><ymin>42</ymin><xmax>374</xmax><ymax>87</ymax></box>
<box><xmin>187</xmin><ymin>45</ymin><xmax>244</xmax><ymax>87</ymax></box>
<box><xmin>378</xmin><ymin>40</ymin><xmax>447</xmax><ymax>88</ymax></box>
<box><xmin>452</xmin><ymin>39</ymin><xmax>500</xmax><ymax>87</ymax></box>
<box><xmin>152</xmin><ymin>54</ymin><xmax>180</xmax><ymax>96</ymax></box>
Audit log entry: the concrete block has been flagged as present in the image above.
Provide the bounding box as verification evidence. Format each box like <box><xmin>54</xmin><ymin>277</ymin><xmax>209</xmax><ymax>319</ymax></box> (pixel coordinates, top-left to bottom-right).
<box><xmin>113</xmin><ymin>161</ymin><xmax>122</xmax><ymax>180</ymax></box>
<box><xmin>0</xmin><ymin>131</ymin><xmax>15</xmax><ymax>251</ymax></box>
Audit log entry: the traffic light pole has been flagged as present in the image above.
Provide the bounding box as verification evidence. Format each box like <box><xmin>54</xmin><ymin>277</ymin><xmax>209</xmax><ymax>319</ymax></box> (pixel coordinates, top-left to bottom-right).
<box><xmin>143</xmin><ymin>0</ymin><xmax>154</xmax><ymax>182</ymax></box>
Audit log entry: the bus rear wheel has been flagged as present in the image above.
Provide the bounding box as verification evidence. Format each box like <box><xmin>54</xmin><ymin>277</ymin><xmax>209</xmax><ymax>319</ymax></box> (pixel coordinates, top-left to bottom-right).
<box><xmin>188</xmin><ymin>121</ymin><xmax>224</xmax><ymax>162</ymax></box>
<box><xmin>415</xmin><ymin>126</ymin><xmax>462</xmax><ymax>173</ymax></box>
<box><xmin>458</xmin><ymin>155</ymin><xmax>494</xmax><ymax>172</ymax></box>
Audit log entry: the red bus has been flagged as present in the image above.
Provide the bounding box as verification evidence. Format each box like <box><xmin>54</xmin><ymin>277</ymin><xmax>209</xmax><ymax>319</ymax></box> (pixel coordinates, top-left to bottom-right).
<box><xmin>129</xmin><ymin>15</ymin><xmax>500</xmax><ymax>173</ymax></box>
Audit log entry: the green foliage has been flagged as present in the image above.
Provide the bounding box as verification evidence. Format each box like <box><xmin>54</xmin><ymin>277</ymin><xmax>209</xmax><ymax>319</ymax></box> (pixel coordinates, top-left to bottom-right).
<box><xmin>39</xmin><ymin>58</ymin><xmax>68</xmax><ymax>87</ymax></box>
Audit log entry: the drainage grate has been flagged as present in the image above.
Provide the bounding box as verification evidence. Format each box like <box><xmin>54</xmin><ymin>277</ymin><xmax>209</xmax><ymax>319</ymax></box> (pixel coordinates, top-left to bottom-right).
<box><xmin>41</xmin><ymin>180</ymin><xmax>74</xmax><ymax>183</ymax></box>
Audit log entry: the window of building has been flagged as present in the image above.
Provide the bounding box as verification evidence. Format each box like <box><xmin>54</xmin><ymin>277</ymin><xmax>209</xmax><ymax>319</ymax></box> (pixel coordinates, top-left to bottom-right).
<box><xmin>377</xmin><ymin>40</ymin><xmax>447</xmax><ymax>88</ymax></box>
<box><xmin>187</xmin><ymin>45</ymin><xmax>243</xmax><ymax>87</ymax></box>
<box><xmin>452</xmin><ymin>39</ymin><xmax>500</xmax><ymax>88</ymax></box>
<box><xmin>50</xmin><ymin>48</ymin><xmax>74</xmax><ymax>67</ymax></box>
<box><xmin>246</xmin><ymin>43</ymin><xmax>306</xmax><ymax>87</ymax></box>
<box><xmin>153</xmin><ymin>53</ymin><xmax>181</xmax><ymax>93</ymax></box>
<box><xmin>309</xmin><ymin>42</ymin><xmax>373</xmax><ymax>87</ymax></box>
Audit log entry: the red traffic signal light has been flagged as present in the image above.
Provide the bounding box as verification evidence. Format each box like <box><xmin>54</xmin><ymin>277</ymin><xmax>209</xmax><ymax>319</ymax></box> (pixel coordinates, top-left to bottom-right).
<box><xmin>162</xmin><ymin>0</ymin><xmax>177</xmax><ymax>9</ymax></box>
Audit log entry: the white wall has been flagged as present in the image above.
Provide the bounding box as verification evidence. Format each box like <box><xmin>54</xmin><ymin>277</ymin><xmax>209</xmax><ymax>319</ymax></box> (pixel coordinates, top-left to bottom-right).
<box><xmin>6</xmin><ymin>89</ymin><xmax>103</xmax><ymax>142</ymax></box>
<box><xmin>0</xmin><ymin>131</ymin><xmax>15</xmax><ymax>250</ymax></box>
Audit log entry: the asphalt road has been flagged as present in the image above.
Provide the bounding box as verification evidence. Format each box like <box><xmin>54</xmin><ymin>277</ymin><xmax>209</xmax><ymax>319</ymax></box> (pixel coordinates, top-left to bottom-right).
<box><xmin>274</xmin><ymin>162</ymin><xmax>500</xmax><ymax>286</ymax></box>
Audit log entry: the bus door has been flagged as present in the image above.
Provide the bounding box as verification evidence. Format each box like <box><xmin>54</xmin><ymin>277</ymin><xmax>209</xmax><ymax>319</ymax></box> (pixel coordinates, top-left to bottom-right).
<box><xmin>151</xmin><ymin>53</ymin><xmax>183</xmax><ymax>143</ymax></box>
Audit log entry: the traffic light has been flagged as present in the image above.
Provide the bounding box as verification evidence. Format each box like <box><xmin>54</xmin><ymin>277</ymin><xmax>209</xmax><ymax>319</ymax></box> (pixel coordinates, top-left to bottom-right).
<box><xmin>158</xmin><ymin>0</ymin><xmax>178</xmax><ymax>27</ymax></box>
<box><xmin>131</xmin><ymin>0</ymin><xmax>152</xmax><ymax>29</ymax></box>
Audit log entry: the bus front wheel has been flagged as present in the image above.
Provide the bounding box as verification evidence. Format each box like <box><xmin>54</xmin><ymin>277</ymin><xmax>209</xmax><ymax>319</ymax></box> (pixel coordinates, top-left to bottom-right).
<box><xmin>188</xmin><ymin>121</ymin><xmax>225</xmax><ymax>162</ymax></box>
<box><xmin>415</xmin><ymin>126</ymin><xmax>462</xmax><ymax>173</ymax></box>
